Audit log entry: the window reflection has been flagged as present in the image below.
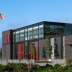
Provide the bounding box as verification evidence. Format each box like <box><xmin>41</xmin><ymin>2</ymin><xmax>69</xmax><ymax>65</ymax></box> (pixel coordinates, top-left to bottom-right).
<box><xmin>39</xmin><ymin>28</ymin><xmax>43</xmax><ymax>38</ymax></box>
<box><xmin>28</xmin><ymin>28</ymin><xmax>32</xmax><ymax>40</ymax></box>
<box><xmin>20</xmin><ymin>30</ymin><xmax>24</xmax><ymax>41</ymax></box>
<box><xmin>32</xmin><ymin>26</ymin><xmax>38</xmax><ymax>39</ymax></box>
<box><xmin>25</xmin><ymin>29</ymin><xmax>28</xmax><ymax>40</ymax></box>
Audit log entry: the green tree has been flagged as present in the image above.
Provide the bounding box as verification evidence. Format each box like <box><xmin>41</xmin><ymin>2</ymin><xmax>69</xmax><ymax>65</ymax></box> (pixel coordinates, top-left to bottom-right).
<box><xmin>64</xmin><ymin>64</ymin><xmax>72</xmax><ymax>72</ymax></box>
<box><xmin>46</xmin><ymin>64</ymin><xmax>53</xmax><ymax>72</ymax></box>
<box><xmin>15</xmin><ymin>63</ymin><xmax>28</xmax><ymax>72</ymax></box>
<box><xmin>53</xmin><ymin>64</ymin><xmax>64</xmax><ymax>72</ymax></box>
<box><xmin>0</xmin><ymin>64</ymin><xmax>5</xmax><ymax>72</ymax></box>
<box><xmin>3</xmin><ymin>63</ymin><xmax>14</xmax><ymax>72</ymax></box>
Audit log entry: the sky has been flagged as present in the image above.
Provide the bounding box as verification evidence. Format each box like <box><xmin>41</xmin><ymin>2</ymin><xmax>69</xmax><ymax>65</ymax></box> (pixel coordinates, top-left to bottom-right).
<box><xmin>0</xmin><ymin>0</ymin><xmax>72</xmax><ymax>47</ymax></box>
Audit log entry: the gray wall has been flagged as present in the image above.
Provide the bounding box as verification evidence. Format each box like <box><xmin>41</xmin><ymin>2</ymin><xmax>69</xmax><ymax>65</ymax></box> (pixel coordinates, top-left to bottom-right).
<box><xmin>64</xmin><ymin>35</ymin><xmax>72</xmax><ymax>60</ymax></box>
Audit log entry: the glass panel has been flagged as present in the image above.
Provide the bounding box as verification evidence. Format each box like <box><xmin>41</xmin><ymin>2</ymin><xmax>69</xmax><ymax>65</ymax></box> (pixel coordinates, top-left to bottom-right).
<box><xmin>25</xmin><ymin>29</ymin><xmax>28</xmax><ymax>40</ymax></box>
<box><xmin>54</xmin><ymin>25</ymin><xmax>64</xmax><ymax>34</ymax></box>
<box><xmin>39</xmin><ymin>28</ymin><xmax>43</xmax><ymax>38</ymax></box>
<box><xmin>24</xmin><ymin>42</ymin><xmax>29</xmax><ymax>59</ymax></box>
<box><xmin>49</xmin><ymin>25</ymin><xmax>54</xmax><ymax>33</ymax></box>
<box><xmin>45</xmin><ymin>25</ymin><xmax>64</xmax><ymax>38</ymax></box>
<box><xmin>28</xmin><ymin>28</ymin><xmax>32</xmax><ymax>40</ymax></box>
<box><xmin>20</xmin><ymin>30</ymin><xmax>24</xmax><ymax>33</ymax></box>
<box><xmin>13</xmin><ymin>33</ymin><xmax>16</xmax><ymax>43</ymax></box>
<box><xmin>28</xmin><ymin>28</ymin><xmax>32</xmax><ymax>31</ymax></box>
<box><xmin>65</xmin><ymin>24</ymin><xmax>72</xmax><ymax>35</ymax></box>
<box><xmin>29</xmin><ymin>41</ymin><xmax>38</xmax><ymax>60</ymax></box>
<box><xmin>33</xmin><ymin>27</ymin><xmax>38</xmax><ymax>39</ymax></box>
<box><xmin>20</xmin><ymin>30</ymin><xmax>24</xmax><ymax>41</ymax></box>
<box><xmin>39</xmin><ymin>25</ymin><xmax>43</xmax><ymax>28</ymax></box>
<box><xmin>16</xmin><ymin>34</ymin><xmax>19</xmax><ymax>42</ymax></box>
<box><xmin>16</xmin><ymin>31</ymin><xmax>20</xmax><ymax>34</ymax></box>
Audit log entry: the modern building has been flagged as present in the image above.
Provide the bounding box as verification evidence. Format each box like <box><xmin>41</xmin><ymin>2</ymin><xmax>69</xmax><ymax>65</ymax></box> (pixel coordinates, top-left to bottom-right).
<box><xmin>2</xmin><ymin>21</ymin><xmax>72</xmax><ymax>65</ymax></box>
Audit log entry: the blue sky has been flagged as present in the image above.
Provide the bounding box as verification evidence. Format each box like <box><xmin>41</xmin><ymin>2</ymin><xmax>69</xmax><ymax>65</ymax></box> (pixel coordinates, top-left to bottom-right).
<box><xmin>0</xmin><ymin>0</ymin><xmax>72</xmax><ymax>47</ymax></box>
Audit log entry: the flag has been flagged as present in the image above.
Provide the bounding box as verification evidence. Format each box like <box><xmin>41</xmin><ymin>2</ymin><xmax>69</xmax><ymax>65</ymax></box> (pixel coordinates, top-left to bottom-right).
<box><xmin>0</xmin><ymin>13</ymin><xmax>3</xmax><ymax>20</ymax></box>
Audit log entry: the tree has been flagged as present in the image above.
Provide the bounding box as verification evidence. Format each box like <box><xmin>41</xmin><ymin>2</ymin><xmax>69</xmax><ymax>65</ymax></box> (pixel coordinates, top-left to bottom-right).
<box><xmin>53</xmin><ymin>64</ymin><xmax>64</xmax><ymax>72</ymax></box>
<box><xmin>0</xmin><ymin>64</ymin><xmax>5</xmax><ymax>72</ymax></box>
<box><xmin>64</xmin><ymin>64</ymin><xmax>72</xmax><ymax>72</ymax></box>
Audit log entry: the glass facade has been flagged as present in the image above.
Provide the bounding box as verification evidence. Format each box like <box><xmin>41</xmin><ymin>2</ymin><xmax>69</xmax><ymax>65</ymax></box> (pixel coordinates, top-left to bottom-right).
<box><xmin>13</xmin><ymin>24</ymin><xmax>44</xmax><ymax>43</ymax></box>
<box><xmin>12</xmin><ymin>24</ymin><xmax>44</xmax><ymax>59</ymax></box>
<box><xmin>12</xmin><ymin>23</ymin><xmax>65</xmax><ymax>60</ymax></box>
<box><xmin>20</xmin><ymin>30</ymin><xmax>24</xmax><ymax>41</ymax></box>
<box><xmin>3</xmin><ymin>21</ymin><xmax>72</xmax><ymax>61</ymax></box>
<box><xmin>45</xmin><ymin>24</ymin><xmax>64</xmax><ymax>37</ymax></box>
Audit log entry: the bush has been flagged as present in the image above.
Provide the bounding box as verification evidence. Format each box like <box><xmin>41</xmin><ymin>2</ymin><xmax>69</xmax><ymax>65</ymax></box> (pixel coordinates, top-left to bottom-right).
<box><xmin>0</xmin><ymin>63</ymin><xmax>72</xmax><ymax>72</ymax></box>
<box><xmin>0</xmin><ymin>64</ymin><xmax>5</xmax><ymax>72</ymax></box>
<box><xmin>53</xmin><ymin>64</ymin><xmax>64</xmax><ymax>72</ymax></box>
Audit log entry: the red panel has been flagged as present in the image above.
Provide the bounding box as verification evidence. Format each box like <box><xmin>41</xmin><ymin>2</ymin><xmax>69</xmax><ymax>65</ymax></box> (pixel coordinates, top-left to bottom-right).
<box><xmin>4</xmin><ymin>32</ymin><xmax>10</xmax><ymax>44</ymax></box>
<box><xmin>17</xmin><ymin>43</ymin><xmax>24</xmax><ymax>59</ymax></box>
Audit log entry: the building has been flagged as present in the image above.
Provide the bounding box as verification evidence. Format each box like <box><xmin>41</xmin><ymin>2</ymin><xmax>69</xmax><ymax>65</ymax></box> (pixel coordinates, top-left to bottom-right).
<box><xmin>2</xmin><ymin>21</ymin><xmax>72</xmax><ymax>65</ymax></box>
